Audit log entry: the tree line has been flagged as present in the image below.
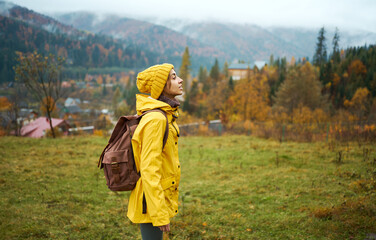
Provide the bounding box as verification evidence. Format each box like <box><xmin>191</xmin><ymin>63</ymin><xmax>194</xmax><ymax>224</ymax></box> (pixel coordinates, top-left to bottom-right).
<box><xmin>0</xmin><ymin>15</ymin><xmax>160</xmax><ymax>84</ymax></box>
<box><xmin>2</xmin><ymin>25</ymin><xmax>376</xmax><ymax>138</ymax></box>
<box><xmin>180</xmin><ymin>27</ymin><xmax>376</xmax><ymax>126</ymax></box>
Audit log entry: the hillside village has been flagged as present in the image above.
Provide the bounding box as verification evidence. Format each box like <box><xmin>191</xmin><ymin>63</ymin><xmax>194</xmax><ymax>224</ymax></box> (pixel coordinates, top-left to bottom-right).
<box><xmin>1</xmin><ymin>60</ymin><xmax>267</xmax><ymax>137</ymax></box>
<box><xmin>0</xmin><ymin>2</ymin><xmax>375</xmax><ymax>141</ymax></box>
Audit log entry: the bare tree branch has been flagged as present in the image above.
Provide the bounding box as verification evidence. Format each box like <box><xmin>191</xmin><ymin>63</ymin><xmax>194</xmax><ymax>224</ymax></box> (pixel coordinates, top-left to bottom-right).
<box><xmin>14</xmin><ymin>52</ymin><xmax>65</xmax><ymax>138</ymax></box>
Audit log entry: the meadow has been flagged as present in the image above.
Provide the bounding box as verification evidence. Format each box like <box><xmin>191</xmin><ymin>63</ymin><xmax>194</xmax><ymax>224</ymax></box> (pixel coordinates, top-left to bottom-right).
<box><xmin>0</xmin><ymin>135</ymin><xmax>375</xmax><ymax>240</ymax></box>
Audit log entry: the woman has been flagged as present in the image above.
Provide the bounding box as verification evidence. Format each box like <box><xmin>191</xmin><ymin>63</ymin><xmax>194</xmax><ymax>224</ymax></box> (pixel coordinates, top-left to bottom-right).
<box><xmin>127</xmin><ymin>63</ymin><xmax>183</xmax><ymax>240</ymax></box>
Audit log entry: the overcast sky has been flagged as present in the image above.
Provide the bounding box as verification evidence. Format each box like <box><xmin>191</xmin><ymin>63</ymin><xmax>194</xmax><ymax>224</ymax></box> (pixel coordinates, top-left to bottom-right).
<box><xmin>7</xmin><ymin>0</ymin><xmax>376</xmax><ymax>33</ymax></box>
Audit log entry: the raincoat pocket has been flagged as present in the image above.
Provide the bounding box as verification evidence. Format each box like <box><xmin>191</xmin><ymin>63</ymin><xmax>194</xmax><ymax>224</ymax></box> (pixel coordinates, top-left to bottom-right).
<box><xmin>161</xmin><ymin>176</ymin><xmax>176</xmax><ymax>199</ymax></box>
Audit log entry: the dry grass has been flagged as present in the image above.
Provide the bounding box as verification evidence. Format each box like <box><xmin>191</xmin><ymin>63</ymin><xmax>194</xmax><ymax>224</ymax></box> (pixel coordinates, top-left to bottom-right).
<box><xmin>0</xmin><ymin>135</ymin><xmax>375</xmax><ymax>239</ymax></box>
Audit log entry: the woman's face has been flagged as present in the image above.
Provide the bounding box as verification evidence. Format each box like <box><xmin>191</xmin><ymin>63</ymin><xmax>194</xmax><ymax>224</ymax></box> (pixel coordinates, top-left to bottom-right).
<box><xmin>163</xmin><ymin>69</ymin><xmax>183</xmax><ymax>98</ymax></box>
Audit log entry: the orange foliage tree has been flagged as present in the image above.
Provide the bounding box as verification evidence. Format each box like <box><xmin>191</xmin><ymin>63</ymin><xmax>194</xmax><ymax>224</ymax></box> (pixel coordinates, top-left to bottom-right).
<box><xmin>348</xmin><ymin>59</ymin><xmax>367</xmax><ymax>76</ymax></box>
<box><xmin>229</xmin><ymin>69</ymin><xmax>271</xmax><ymax>122</ymax></box>
<box><xmin>0</xmin><ymin>97</ymin><xmax>12</xmax><ymax>111</ymax></box>
<box><xmin>40</xmin><ymin>96</ymin><xmax>58</xmax><ymax>117</ymax></box>
<box><xmin>274</xmin><ymin>62</ymin><xmax>325</xmax><ymax>114</ymax></box>
<box><xmin>344</xmin><ymin>87</ymin><xmax>370</xmax><ymax>120</ymax></box>
<box><xmin>14</xmin><ymin>52</ymin><xmax>65</xmax><ymax>138</ymax></box>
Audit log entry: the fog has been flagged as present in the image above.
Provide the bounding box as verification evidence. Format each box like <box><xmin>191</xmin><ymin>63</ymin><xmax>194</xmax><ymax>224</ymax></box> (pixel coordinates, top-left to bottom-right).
<box><xmin>8</xmin><ymin>0</ymin><xmax>376</xmax><ymax>33</ymax></box>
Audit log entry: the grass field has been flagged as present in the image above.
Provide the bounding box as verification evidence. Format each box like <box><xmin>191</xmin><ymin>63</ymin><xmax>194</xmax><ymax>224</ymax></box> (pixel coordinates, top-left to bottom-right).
<box><xmin>0</xmin><ymin>135</ymin><xmax>375</xmax><ymax>240</ymax></box>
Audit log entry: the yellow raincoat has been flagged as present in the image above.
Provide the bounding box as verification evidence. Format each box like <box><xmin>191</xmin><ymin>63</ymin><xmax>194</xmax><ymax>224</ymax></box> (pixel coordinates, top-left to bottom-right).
<box><xmin>127</xmin><ymin>94</ymin><xmax>181</xmax><ymax>227</ymax></box>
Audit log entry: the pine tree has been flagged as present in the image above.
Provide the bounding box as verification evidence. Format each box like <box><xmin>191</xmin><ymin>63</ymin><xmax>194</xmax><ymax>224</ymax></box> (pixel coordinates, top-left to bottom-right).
<box><xmin>198</xmin><ymin>65</ymin><xmax>208</xmax><ymax>83</ymax></box>
<box><xmin>210</xmin><ymin>59</ymin><xmax>220</xmax><ymax>83</ymax></box>
<box><xmin>313</xmin><ymin>27</ymin><xmax>327</xmax><ymax>67</ymax></box>
<box><xmin>332</xmin><ymin>27</ymin><xmax>340</xmax><ymax>64</ymax></box>
<box><xmin>199</xmin><ymin>65</ymin><xmax>210</xmax><ymax>93</ymax></box>
<box><xmin>179</xmin><ymin>46</ymin><xmax>191</xmax><ymax>91</ymax></box>
<box><xmin>228</xmin><ymin>76</ymin><xmax>234</xmax><ymax>91</ymax></box>
<box><xmin>92</xmin><ymin>45</ymin><xmax>101</xmax><ymax>67</ymax></box>
<box><xmin>269</xmin><ymin>54</ymin><xmax>275</xmax><ymax>67</ymax></box>
<box><xmin>223</xmin><ymin>61</ymin><xmax>229</xmax><ymax>78</ymax></box>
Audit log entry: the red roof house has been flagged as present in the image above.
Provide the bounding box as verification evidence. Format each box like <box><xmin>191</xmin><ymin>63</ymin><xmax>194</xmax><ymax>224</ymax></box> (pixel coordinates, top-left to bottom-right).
<box><xmin>20</xmin><ymin>117</ymin><xmax>70</xmax><ymax>138</ymax></box>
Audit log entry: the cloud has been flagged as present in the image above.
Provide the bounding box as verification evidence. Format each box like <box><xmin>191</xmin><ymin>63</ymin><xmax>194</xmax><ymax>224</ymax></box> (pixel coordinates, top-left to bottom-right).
<box><xmin>8</xmin><ymin>0</ymin><xmax>376</xmax><ymax>32</ymax></box>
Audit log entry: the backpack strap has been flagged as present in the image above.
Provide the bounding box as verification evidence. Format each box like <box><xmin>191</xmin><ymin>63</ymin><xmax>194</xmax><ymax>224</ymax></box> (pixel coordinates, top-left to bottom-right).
<box><xmin>142</xmin><ymin>109</ymin><xmax>169</xmax><ymax>149</ymax></box>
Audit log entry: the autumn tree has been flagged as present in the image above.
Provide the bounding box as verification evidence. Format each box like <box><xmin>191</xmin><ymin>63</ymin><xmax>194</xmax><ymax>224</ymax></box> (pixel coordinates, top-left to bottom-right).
<box><xmin>114</xmin><ymin>100</ymin><xmax>131</xmax><ymax>119</ymax></box>
<box><xmin>14</xmin><ymin>52</ymin><xmax>65</xmax><ymax>138</ymax></box>
<box><xmin>3</xmin><ymin>83</ymin><xmax>29</xmax><ymax>136</ymax></box>
<box><xmin>0</xmin><ymin>96</ymin><xmax>16</xmax><ymax>135</ymax></box>
<box><xmin>0</xmin><ymin>97</ymin><xmax>11</xmax><ymax>111</ymax></box>
<box><xmin>348</xmin><ymin>59</ymin><xmax>367</xmax><ymax>77</ymax></box>
<box><xmin>179</xmin><ymin>46</ymin><xmax>191</xmax><ymax>91</ymax></box>
<box><xmin>344</xmin><ymin>87</ymin><xmax>370</xmax><ymax>120</ymax></box>
<box><xmin>40</xmin><ymin>96</ymin><xmax>58</xmax><ymax>118</ymax></box>
<box><xmin>274</xmin><ymin>62</ymin><xmax>325</xmax><ymax>114</ymax></box>
<box><xmin>187</xmin><ymin>69</ymin><xmax>207</xmax><ymax>117</ymax></box>
<box><xmin>229</xmin><ymin>71</ymin><xmax>271</xmax><ymax>121</ymax></box>
<box><xmin>205</xmin><ymin>79</ymin><xmax>229</xmax><ymax>120</ymax></box>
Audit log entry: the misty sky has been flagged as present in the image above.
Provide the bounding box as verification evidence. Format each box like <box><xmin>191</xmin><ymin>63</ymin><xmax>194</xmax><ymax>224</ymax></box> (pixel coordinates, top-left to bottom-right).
<box><xmin>7</xmin><ymin>0</ymin><xmax>376</xmax><ymax>33</ymax></box>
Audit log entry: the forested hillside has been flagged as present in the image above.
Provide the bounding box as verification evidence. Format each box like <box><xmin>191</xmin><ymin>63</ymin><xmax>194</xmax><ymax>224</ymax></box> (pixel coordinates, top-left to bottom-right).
<box><xmin>55</xmin><ymin>12</ymin><xmax>226</xmax><ymax>71</ymax></box>
<box><xmin>0</xmin><ymin>14</ymin><xmax>161</xmax><ymax>83</ymax></box>
<box><xmin>182</xmin><ymin>42</ymin><xmax>376</xmax><ymax>131</ymax></box>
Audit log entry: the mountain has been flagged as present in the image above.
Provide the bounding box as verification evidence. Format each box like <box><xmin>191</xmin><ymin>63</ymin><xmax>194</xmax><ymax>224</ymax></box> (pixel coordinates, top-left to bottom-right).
<box><xmin>0</xmin><ymin>1</ymin><xmax>85</xmax><ymax>38</ymax></box>
<box><xmin>54</xmin><ymin>12</ymin><xmax>227</xmax><ymax>71</ymax></box>
<box><xmin>50</xmin><ymin>11</ymin><xmax>376</xmax><ymax>68</ymax></box>
<box><xmin>2</xmin><ymin>0</ymin><xmax>375</xmax><ymax>81</ymax></box>
<box><xmin>145</xmin><ymin>18</ymin><xmax>376</xmax><ymax>63</ymax></box>
<box><xmin>0</xmin><ymin>2</ymin><xmax>169</xmax><ymax>83</ymax></box>
<box><xmin>178</xmin><ymin>22</ymin><xmax>307</xmax><ymax>63</ymax></box>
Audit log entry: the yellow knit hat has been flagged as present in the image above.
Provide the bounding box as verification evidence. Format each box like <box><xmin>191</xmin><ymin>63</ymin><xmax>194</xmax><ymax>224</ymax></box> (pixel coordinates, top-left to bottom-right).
<box><xmin>136</xmin><ymin>63</ymin><xmax>174</xmax><ymax>99</ymax></box>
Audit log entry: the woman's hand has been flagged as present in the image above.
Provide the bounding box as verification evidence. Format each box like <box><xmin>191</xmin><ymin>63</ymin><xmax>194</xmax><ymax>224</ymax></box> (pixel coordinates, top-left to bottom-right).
<box><xmin>158</xmin><ymin>223</ymin><xmax>170</xmax><ymax>232</ymax></box>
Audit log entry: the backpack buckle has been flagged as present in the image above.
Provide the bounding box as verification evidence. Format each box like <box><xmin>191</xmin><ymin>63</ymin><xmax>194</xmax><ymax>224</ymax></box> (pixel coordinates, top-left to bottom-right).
<box><xmin>111</xmin><ymin>157</ymin><xmax>119</xmax><ymax>172</ymax></box>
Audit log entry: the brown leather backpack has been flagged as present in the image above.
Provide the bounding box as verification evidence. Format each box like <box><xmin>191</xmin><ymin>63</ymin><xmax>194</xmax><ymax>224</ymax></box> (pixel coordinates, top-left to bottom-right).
<box><xmin>98</xmin><ymin>109</ymin><xmax>169</xmax><ymax>191</ymax></box>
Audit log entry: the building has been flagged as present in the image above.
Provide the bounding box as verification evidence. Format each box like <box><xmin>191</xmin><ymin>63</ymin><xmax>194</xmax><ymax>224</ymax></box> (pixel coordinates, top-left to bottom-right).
<box><xmin>228</xmin><ymin>63</ymin><xmax>250</xmax><ymax>80</ymax></box>
<box><xmin>20</xmin><ymin>117</ymin><xmax>70</xmax><ymax>138</ymax></box>
<box><xmin>64</xmin><ymin>97</ymin><xmax>81</xmax><ymax>107</ymax></box>
<box><xmin>228</xmin><ymin>61</ymin><xmax>267</xmax><ymax>80</ymax></box>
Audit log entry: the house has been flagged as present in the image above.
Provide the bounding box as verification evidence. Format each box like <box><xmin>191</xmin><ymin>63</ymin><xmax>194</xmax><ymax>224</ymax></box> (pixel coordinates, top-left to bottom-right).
<box><xmin>64</xmin><ymin>97</ymin><xmax>81</xmax><ymax>107</ymax></box>
<box><xmin>61</xmin><ymin>81</ymin><xmax>72</xmax><ymax>88</ymax></box>
<box><xmin>228</xmin><ymin>63</ymin><xmax>251</xmax><ymax>80</ymax></box>
<box><xmin>20</xmin><ymin>117</ymin><xmax>70</xmax><ymax>138</ymax></box>
<box><xmin>228</xmin><ymin>61</ymin><xmax>267</xmax><ymax>80</ymax></box>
